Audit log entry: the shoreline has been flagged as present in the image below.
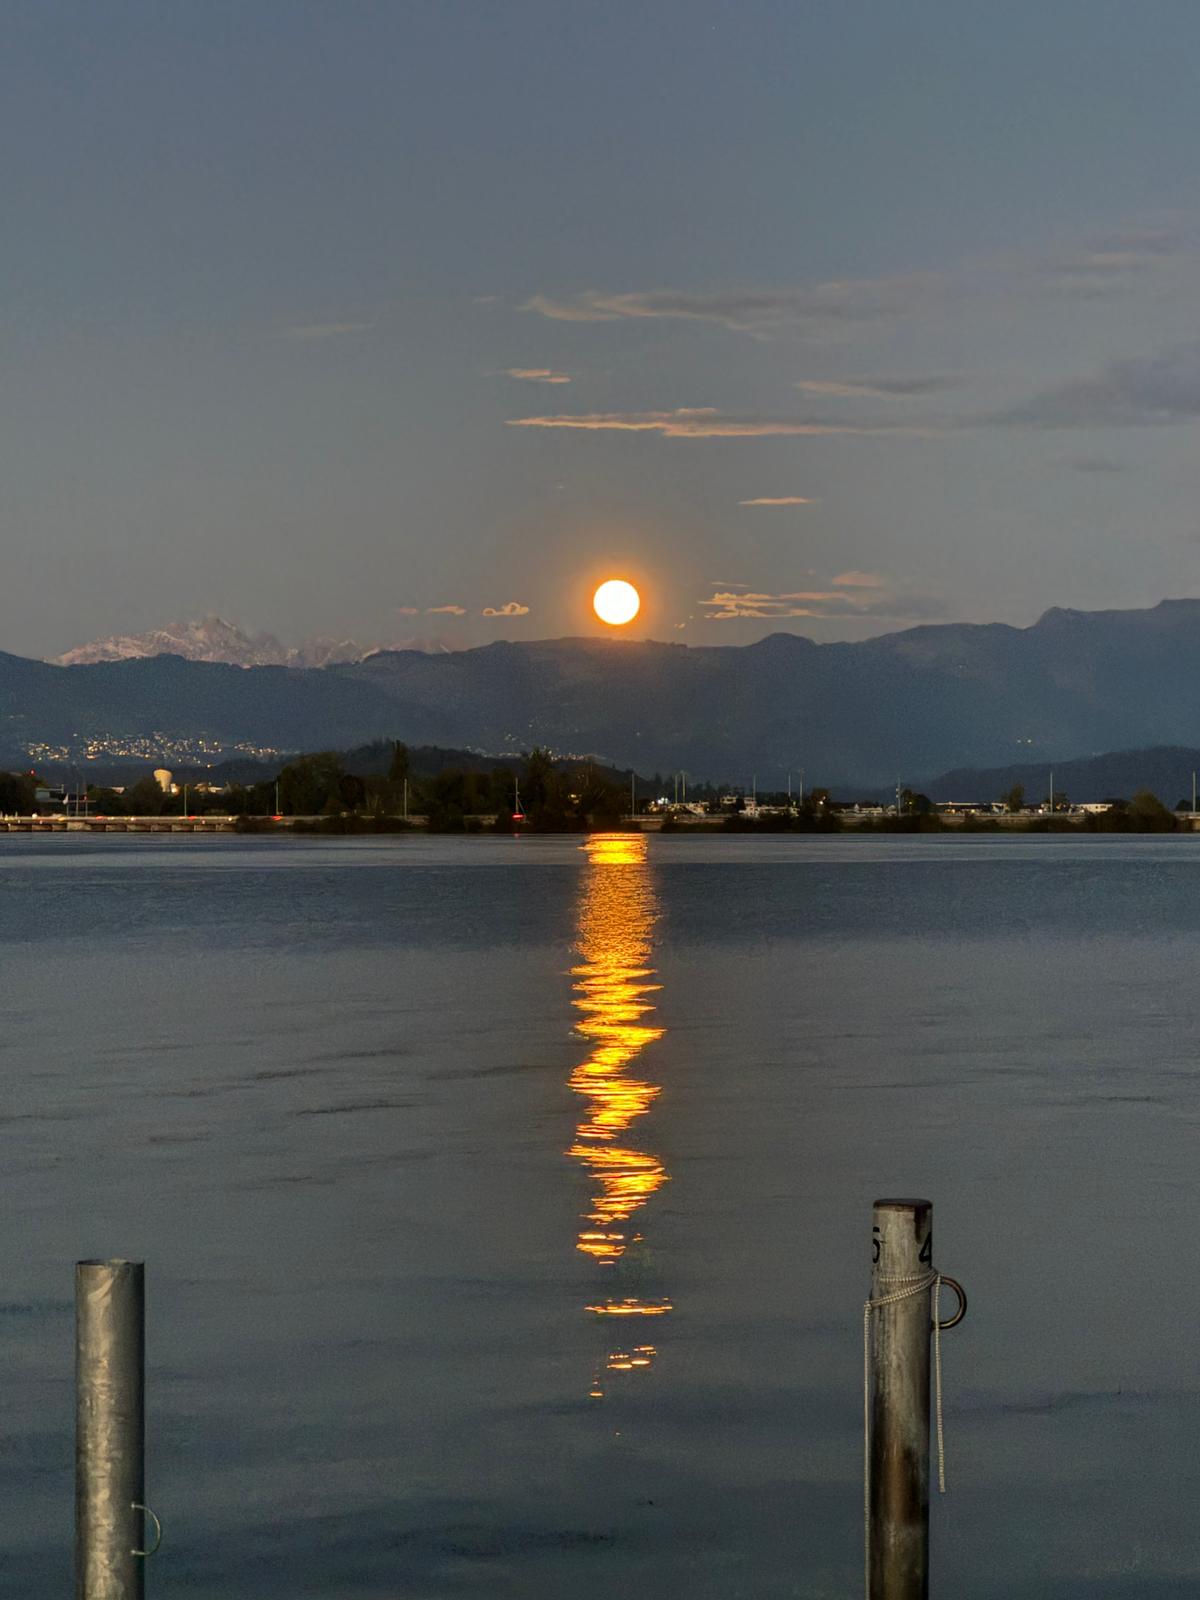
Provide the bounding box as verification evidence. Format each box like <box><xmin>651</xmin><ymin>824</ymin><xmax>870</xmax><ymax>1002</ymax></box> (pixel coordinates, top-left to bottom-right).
<box><xmin>4</xmin><ymin>813</ymin><xmax>1199</xmax><ymax>838</ymax></box>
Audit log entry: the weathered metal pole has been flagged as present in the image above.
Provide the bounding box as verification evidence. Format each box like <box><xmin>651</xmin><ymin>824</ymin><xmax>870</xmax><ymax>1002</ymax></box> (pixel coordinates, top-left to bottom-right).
<box><xmin>76</xmin><ymin>1259</ymin><xmax>145</xmax><ymax>1600</ymax></box>
<box><xmin>869</xmin><ymin>1199</ymin><xmax>933</xmax><ymax>1600</ymax></box>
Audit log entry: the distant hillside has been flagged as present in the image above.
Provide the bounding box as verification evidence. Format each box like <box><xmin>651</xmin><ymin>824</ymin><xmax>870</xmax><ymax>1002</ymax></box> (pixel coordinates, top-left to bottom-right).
<box><xmin>0</xmin><ymin>650</ymin><xmax>414</xmax><ymax>768</ymax></box>
<box><xmin>333</xmin><ymin>740</ymin><xmax>638</xmax><ymax>786</ymax></box>
<box><xmin>26</xmin><ymin>740</ymin><xmax>642</xmax><ymax>792</ymax></box>
<box><xmin>215</xmin><ymin>740</ymin><xmax>640</xmax><ymax>789</ymax></box>
<box><xmin>927</xmin><ymin>745</ymin><xmax>1200</xmax><ymax>806</ymax></box>
<box><xmin>11</xmin><ymin>598</ymin><xmax>1200</xmax><ymax>784</ymax></box>
<box><xmin>321</xmin><ymin>599</ymin><xmax>1200</xmax><ymax>783</ymax></box>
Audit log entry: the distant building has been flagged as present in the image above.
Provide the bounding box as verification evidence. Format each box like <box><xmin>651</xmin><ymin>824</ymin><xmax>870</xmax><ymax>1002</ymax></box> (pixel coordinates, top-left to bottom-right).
<box><xmin>34</xmin><ymin>785</ymin><xmax>86</xmax><ymax>815</ymax></box>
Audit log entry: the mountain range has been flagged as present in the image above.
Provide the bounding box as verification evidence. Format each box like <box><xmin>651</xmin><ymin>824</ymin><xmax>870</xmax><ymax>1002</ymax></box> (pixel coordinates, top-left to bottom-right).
<box><xmin>54</xmin><ymin>616</ymin><xmax>453</xmax><ymax>669</ymax></box>
<box><xmin>927</xmin><ymin>745</ymin><xmax>1200</xmax><ymax>806</ymax></box>
<box><xmin>11</xmin><ymin>598</ymin><xmax>1200</xmax><ymax>786</ymax></box>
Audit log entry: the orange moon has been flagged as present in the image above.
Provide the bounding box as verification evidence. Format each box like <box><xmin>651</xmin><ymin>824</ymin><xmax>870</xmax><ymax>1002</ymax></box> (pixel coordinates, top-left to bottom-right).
<box><xmin>593</xmin><ymin>579</ymin><xmax>640</xmax><ymax>626</ymax></box>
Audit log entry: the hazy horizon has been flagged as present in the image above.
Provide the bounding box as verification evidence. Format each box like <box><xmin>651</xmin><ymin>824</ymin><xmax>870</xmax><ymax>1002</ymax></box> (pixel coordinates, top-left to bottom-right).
<box><xmin>30</xmin><ymin>590</ymin><xmax>1200</xmax><ymax>669</ymax></box>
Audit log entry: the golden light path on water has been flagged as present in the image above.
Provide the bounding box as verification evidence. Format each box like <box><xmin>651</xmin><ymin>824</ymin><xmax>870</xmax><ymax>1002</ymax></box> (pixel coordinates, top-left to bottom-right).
<box><xmin>567</xmin><ymin>833</ymin><xmax>672</xmax><ymax>1397</ymax></box>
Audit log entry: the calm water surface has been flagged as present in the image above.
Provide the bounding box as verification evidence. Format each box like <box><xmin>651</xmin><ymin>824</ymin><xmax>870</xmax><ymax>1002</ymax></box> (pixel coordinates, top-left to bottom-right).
<box><xmin>2</xmin><ymin>833</ymin><xmax>1198</xmax><ymax>1597</ymax></box>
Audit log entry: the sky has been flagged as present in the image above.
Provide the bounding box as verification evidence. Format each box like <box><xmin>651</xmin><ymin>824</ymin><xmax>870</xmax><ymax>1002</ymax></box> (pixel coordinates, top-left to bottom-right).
<box><xmin>6</xmin><ymin>1</ymin><xmax>1200</xmax><ymax>657</ymax></box>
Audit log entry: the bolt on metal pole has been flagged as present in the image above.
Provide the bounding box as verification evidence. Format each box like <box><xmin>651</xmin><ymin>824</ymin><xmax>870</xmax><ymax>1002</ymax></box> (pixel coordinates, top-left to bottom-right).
<box><xmin>76</xmin><ymin>1259</ymin><xmax>145</xmax><ymax>1600</ymax></box>
<box><xmin>869</xmin><ymin>1199</ymin><xmax>933</xmax><ymax>1600</ymax></box>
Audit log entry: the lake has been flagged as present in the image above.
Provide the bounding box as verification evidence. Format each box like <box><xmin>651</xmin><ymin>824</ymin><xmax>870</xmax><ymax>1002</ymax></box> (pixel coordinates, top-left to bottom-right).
<box><xmin>2</xmin><ymin>832</ymin><xmax>1197</xmax><ymax>1597</ymax></box>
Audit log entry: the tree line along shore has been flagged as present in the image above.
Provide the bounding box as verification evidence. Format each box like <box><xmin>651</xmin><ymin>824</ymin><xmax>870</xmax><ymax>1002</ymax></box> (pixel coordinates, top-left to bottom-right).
<box><xmin>2</xmin><ymin>744</ymin><xmax>1197</xmax><ymax>836</ymax></box>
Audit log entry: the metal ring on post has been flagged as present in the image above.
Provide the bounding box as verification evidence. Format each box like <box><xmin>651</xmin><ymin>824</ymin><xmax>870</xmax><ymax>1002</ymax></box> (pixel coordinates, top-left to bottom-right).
<box><xmin>934</xmin><ymin>1275</ymin><xmax>967</xmax><ymax>1330</ymax></box>
<box><xmin>131</xmin><ymin>1503</ymin><xmax>162</xmax><ymax>1558</ymax></box>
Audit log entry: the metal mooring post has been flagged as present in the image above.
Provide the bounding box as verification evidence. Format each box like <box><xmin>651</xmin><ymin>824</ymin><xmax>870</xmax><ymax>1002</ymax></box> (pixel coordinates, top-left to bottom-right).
<box><xmin>76</xmin><ymin>1259</ymin><xmax>151</xmax><ymax>1600</ymax></box>
<box><xmin>866</xmin><ymin>1198</ymin><xmax>965</xmax><ymax>1600</ymax></box>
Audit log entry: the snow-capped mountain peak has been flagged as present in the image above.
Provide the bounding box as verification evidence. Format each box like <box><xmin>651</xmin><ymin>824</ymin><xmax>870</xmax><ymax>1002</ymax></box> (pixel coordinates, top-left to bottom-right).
<box><xmin>52</xmin><ymin>617</ymin><xmax>450</xmax><ymax>669</ymax></box>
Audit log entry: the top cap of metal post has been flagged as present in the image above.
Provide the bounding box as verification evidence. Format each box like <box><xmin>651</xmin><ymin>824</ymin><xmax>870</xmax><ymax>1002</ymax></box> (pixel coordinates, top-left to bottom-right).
<box><xmin>872</xmin><ymin>1198</ymin><xmax>932</xmax><ymax>1211</ymax></box>
<box><xmin>77</xmin><ymin>1258</ymin><xmax>142</xmax><ymax>1267</ymax></box>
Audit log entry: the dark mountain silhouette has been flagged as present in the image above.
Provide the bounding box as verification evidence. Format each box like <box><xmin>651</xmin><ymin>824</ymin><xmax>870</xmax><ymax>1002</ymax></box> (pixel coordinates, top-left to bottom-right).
<box><xmin>7</xmin><ymin>598</ymin><xmax>1200</xmax><ymax>785</ymax></box>
<box><xmin>27</xmin><ymin>739</ymin><xmax>638</xmax><ymax>793</ymax></box>
<box><xmin>927</xmin><ymin>745</ymin><xmax>1200</xmax><ymax>806</ymax></box>
<box><xmin>0</xmin><ymin>650</ymin><xmax>410</xmax><ymax>763</ymax></box>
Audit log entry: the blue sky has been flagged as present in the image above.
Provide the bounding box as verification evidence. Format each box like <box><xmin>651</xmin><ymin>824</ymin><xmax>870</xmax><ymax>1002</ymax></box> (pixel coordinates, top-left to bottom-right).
<box><xmin>5</xmin><ymin>1</ymin><xmax>1200</xmax><ymax>655</ymax></box>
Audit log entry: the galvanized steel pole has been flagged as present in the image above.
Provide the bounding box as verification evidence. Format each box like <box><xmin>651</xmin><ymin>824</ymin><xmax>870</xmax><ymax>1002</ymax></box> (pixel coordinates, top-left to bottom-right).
<box><xmin>76</xmin><ymin>1259</ymin><xmax>145</xmax><ymax>1600</ymax></box>
<box><xmin>869</xmin><ymin>1199</ymin><xmax>933</xmax><ymax>1600</ymax></box>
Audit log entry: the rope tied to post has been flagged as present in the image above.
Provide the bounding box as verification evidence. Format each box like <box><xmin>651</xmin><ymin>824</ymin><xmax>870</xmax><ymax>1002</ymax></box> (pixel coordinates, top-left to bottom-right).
<box><xmin>863</xmin><ymin>1268</ymin><xmax>965</xmax><ymax>1597</ymax></box>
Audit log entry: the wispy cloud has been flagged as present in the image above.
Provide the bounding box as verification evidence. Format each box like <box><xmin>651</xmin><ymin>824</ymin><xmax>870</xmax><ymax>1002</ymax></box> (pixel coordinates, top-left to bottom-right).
<box><xmin>739</xmin><ymin>495</ymin><xmax>817</xmax><ymax>507</ymax></box>
<box><xmin>832</xmin><ymin>570</ymin><xmax>887</xmax><ymax>588</ymax></box>
<box><xmin>700</xmin><ymin>589</ymin><xmax>857</xmax><ymax>619</ymax></box>
<box><xmin>507</xmin><ymin>407</ymin><xmax>934</xmax><ymax>439</ymax></box>
<box><xmin>504</xmin><ymin>367</ymin><xmax>571</xmax><ymax>384</ymax></box>
<box><xmin>699</xmin><ymin>583</ymin><xmax>942</xmax><ymax>621</ymax></box>
<box><xmin>426</xmin><ymin>604</ymin><xmax>467</xmax><ymax>616</ymax></box>
<box><xmin>795</xmin><ymin>375</ymin><xmax>953</xmax><ymax>398</ymax></box>
<box><xmin>283</xmin><ymin>321</ymin><xmax>374</xmax><ymax>342</ymax></box>
<box><xmin>988</xmin><ymin>341</ymin><xmax>1200</xmax><ymax>428</ymax></box>
<box><xmin>1028</xmin><ymin>223</ymin><xmax>1189</xmax><ymax>299</ymax></box>
<box><xmin>395</xmin><ymin>606</ymin><xmax>421</xmax><ymax>616</ymax></box>
<box><xmin>521</xmin><ymin>220</ymin><xmax>1194</xmax><ymax>357</ymax></box>
<box><xmin>523</xmin><ymin>274</ymin><xmax>942</xmax><ymax>335</ymax></box>
<box><xmin>482</xmin><ymin>601</ymin><xmax>530</xmax><ymax>617</ymax></box>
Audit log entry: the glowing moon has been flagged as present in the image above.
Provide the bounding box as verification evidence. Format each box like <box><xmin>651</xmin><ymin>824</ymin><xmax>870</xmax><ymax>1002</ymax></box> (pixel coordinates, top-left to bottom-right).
<box><xmin>593</xmin><ymin>579</ymin><xmax>641</xmax><ymax>626</ymax></box>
